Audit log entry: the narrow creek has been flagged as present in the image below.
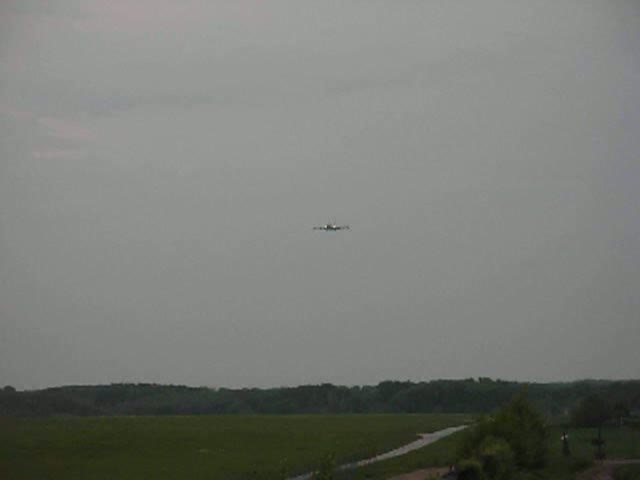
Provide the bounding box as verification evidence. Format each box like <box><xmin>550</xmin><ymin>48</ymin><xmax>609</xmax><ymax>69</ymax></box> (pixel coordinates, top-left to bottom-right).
<box><xmin>288</xmin><ymin>425</ymin><xmax>468</xmax><ymax>480</ymax></box>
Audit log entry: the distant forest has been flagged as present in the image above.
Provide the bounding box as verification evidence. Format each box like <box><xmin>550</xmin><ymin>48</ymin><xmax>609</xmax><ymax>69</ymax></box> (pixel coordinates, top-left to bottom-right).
<box><xmin>2</xmin><ymin>379</ymin><xmax>639</xmax><ymax>418</ymax></box>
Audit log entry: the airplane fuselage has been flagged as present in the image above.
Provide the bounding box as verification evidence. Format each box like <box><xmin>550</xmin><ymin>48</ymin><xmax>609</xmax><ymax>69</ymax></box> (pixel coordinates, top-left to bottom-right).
<box><xmin>313</xmin><ymin>224</ymin><xmax>349</xmax><ymax>231</ymax></box>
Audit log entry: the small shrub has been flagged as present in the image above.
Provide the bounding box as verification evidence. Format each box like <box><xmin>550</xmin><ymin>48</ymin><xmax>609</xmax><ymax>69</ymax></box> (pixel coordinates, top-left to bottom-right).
<box><xmin>478</xmin><ymin>436</ymin><xmax>515</xmax><ymax>480</ymax></box>
<box><xmin>457</xmin><ymin>458</ymin><xmax>485</xmax><ymax>480</ymax></box>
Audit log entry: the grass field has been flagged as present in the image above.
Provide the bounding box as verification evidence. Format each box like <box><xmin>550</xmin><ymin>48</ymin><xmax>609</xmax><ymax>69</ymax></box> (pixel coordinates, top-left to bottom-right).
<box><xmin>0</xmin><ymin>414</ymin><xmax>470</xmax><ymax>480</ymax></box>
<box><xmin>538</xmin><ymin>426</ymin><xmax>640</xmax><ymax>480</ymax></box>
<box><xmin>547</xmin><ymin>426</ymin><xmax>640</xmax><ymax>461</ymax></box>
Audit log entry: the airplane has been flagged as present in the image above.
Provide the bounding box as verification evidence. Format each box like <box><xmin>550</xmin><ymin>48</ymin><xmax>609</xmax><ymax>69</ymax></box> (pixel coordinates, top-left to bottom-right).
<box><xmin>313</xmin><ymin>221</ymin><xmax>350</xmax><ymax>231</ymax></box>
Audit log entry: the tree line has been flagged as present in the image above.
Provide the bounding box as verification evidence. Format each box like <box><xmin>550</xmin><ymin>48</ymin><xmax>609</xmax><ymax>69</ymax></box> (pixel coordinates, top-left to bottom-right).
<box><xmin>1</xmin><ymin>378</ymin><xmax>638</xmax><ymax>418</ymax></box>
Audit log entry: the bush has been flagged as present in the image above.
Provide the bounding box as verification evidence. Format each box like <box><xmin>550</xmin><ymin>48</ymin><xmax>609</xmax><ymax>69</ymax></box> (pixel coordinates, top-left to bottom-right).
<box><xmin>457</xmin><ymin>416</ymin><xmax>494</xmax><ymax>460</ymax></box>
<box><xmin>456</xmin><ymin>393</ymin><xmax>547</xmax><ymax>478</ymax></box>
<box><xmin>457</xmin><ymin>458</ymin><xmax>485</xmax><ymax>480</ymax></box>
<box><xmin>491</xmin><ymin>393</ymin><xmax>547</xmax><ymax>469</ymax></box>
<box><xmin>478</xmin><ymin>436</ymin><xmax>515</xmax><ymax>480</ymax></box>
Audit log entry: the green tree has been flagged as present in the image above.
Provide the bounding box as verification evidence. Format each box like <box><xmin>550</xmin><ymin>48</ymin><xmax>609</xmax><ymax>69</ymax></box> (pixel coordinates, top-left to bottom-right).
<box><xmin>491</xmin><ymin>393</ymin><xmax>547</xmax><ymax>468</ymax></box>
<box><xmin>457</xmin><ymin>392</ymin><xmax>547</xmax><ymax>478</ymax></box>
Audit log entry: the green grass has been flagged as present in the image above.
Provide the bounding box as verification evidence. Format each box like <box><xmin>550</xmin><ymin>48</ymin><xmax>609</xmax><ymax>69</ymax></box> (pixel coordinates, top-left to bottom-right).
<box><xmin>535</xmin><ymin>426</ymin><xmax>640</xmax><ymax>480</ymax></box>
<box><xmin>546</xmin><ymin>426</ymin><xmax>640</xmax><ymax>461</ymax></box>
<box><xmin>0</xmin><ymin>414</ymin><xmax>470</xmax><ymax>480</ymax></box>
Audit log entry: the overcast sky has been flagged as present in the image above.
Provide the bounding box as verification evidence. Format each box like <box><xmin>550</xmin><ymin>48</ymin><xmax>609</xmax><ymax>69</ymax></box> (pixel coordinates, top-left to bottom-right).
<box><xmin>1</xmin><ymin>0</ymin><xmax>639</xmax><ymax>390</ymax></box>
